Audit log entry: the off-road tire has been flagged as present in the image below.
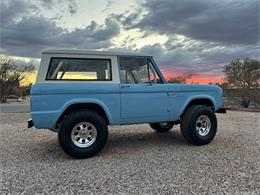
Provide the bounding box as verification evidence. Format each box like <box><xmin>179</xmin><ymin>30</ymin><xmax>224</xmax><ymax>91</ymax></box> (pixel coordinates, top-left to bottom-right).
<box><xmin>180</xmin><ymin>105</ymin><xmax>217</xmax><ymax>145</ymax></box>
<box><xmin>58</xmin><ymin>110</ymin><xmax>108</xmax><ymax>158</ymax></box>
<box><xmin>149</xmin><ymin>122</ymin><xmax>174</xmax><ymax>133</ymax></box>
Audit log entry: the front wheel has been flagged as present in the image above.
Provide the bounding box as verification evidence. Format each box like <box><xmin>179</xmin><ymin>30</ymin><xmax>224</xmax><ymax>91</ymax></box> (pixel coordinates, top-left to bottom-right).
<box><xmin>149</xmin><ymin>122</ymin><xmax>174</xmax><ymax>133</ymax></box>
<box><xmin>58</xmin><ymin>110</ymin><xmax>108</xmax><ymax>158</ymax></box>
<box><xmin>180</xmin><ymin>105</ymin><xmax>217</xmax><ymax>145</ymax></box>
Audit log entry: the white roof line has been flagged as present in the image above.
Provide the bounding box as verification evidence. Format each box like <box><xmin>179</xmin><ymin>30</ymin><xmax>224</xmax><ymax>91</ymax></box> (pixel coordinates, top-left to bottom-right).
<box><xmin>42</xmin><ymin>49</ymin><xmax>151</xmax><ymax>57</ymax></box>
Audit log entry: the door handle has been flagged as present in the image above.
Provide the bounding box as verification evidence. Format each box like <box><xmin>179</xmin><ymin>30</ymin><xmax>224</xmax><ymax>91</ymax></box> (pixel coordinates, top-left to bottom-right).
<box><xmin>121</xmin><ymin>85</ymin><xmax>130</xmax><ymax>88</ymax></box>
<box><xmin>144</xmin><ymin>83</ymin><xmax>152</xmax><ymax>86</ymax></box>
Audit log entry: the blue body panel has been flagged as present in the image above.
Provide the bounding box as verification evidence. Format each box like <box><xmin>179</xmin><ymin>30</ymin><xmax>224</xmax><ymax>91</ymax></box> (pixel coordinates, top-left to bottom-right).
<box><xmin>120</xmin><ymin>84</ymin><xmax>170</xmax><ymax>121</ymax></box>
<box><xmin>31</xmin><ymin>84</ymin><xmax>120</xmax><ymax>128</ymax></box>
<box><xmin>167</xmin><ymin>84</ymin><xmax>222</xmax><ymax>120</ymax></box>
<box><xmin>30</xmin><ymin>83</ymin><xmax>223</xmax><ymax>129</ymax></box>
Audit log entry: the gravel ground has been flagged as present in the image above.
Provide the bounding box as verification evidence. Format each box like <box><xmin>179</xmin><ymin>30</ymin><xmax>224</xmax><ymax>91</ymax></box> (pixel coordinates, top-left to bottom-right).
<box><xmin>0</xmin><ymin>104</ymin><xmax>30</xmax><ymax>113</ymax></box>
<box><xmin>0</xmin><ymin>111</ymin><xmax>259</xmax><ymax>194</ymax></box>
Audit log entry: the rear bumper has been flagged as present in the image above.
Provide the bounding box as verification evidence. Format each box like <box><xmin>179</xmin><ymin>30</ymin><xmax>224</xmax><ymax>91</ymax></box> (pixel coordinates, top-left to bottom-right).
<box><xmin>28</xmin><ymin>119</ymin><xmax>34</xmax><ymax>128</ymax></box>
<box><xmin>216</xmin><ymin>108</ymin><xmax>227</xmax><ymax>113</ymax></box>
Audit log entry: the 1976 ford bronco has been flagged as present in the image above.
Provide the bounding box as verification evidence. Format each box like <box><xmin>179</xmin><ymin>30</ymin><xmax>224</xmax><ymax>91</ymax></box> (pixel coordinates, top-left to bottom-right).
<box><xmin>28</xmin><ymin>50</ymin><xmax>225</xmax><ymax>158</ymax></box>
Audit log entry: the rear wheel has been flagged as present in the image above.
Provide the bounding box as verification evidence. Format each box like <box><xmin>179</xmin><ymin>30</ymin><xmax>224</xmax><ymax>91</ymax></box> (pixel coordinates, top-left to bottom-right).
<box><xmin>180</xmin><ymin>105</ymin><xmax>217</xmax><ymax>145</ymax></box>
<box><xmin>149</xmin><ymin>122</ymin><xmax>174</xmax><ymax>133</ymax></box>
<box><xmin>58</xmin><ymin>110</ymin><xmax>108</xmax><ymax>158</ymax></box>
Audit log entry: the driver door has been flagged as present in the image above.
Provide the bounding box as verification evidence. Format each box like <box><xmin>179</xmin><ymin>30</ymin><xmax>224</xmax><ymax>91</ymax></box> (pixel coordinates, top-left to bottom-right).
<box><xmin>119</xmin><ymin>56</ymin><xmax>170</xmax><ymax>124</ymax></box>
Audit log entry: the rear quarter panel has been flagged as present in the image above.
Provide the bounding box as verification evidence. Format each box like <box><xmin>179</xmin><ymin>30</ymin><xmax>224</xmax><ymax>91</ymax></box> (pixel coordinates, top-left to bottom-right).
<box><xmin>31</xmin><ymin>84</ymin><xmax>120</xmax><ymax>129</ymax></box>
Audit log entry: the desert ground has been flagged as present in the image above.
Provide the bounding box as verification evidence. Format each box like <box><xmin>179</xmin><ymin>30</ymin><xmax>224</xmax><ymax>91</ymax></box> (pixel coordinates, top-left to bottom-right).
<box><xmin>0</xmin><ymin>109</ymin><xmax>259</xmax><ymax>194</ymax></box>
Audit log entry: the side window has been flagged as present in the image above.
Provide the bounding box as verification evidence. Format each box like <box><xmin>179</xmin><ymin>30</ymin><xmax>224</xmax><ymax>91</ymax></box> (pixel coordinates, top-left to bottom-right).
<box><xmin>119</xmin><ymin>57</ymin><xmax>162</xmax><ymax>84</ymax></box>
<box><xmin>46</xmin><ymin>58</ymin><xmax>112</xmax><ymax>81</ymax></box>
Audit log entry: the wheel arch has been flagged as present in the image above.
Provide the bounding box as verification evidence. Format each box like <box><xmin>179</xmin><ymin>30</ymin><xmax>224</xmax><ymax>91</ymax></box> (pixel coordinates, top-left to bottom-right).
<box><xmin>186</xmin><ymin>98</ymin><xmax>215</xmax><ymax>110</ymax></box>
<box><xmin>57</xmin><ymin>99</ymin><xmax>112</xmax><ymax>127</ymax></box>
<box><xmin>180</xmin><ymin>96</ymin><xmax>216</xmax><ymax>118</ymax></box>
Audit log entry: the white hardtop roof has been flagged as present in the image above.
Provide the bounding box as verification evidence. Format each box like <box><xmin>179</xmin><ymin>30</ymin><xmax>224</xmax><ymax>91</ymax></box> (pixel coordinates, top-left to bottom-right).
<box><xmin>42</xmin><ymin>49</ymin><xmax>151</xmax><ymax>57</ymax></box>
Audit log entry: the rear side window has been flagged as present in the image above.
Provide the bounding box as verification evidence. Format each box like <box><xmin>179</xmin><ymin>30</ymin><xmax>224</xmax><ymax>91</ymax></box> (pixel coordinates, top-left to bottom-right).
<box><xmin>46</xmin><ymin>58</ymin><xmax>112</xmax><ymax>81</ymax></box>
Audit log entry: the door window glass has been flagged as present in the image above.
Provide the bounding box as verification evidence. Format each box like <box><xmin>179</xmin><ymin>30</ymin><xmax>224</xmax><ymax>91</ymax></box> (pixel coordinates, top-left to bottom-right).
<box><xmin>119</xmin><ymin>57</ymin><xmax>162</xmax><ymax>84</ymax></box>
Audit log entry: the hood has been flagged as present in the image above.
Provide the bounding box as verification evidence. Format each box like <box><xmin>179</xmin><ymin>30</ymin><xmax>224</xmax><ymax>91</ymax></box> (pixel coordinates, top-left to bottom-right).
<box><xmin>167</xmin><ymin>83</ymin><xmax>222</xmax><ymax>93</ymax></box>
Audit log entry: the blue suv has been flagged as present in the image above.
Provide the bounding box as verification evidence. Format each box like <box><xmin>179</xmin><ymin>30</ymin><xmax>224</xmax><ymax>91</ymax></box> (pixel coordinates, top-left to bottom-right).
<box><xmin>28</xmin><ymin>50</ymin><xmax>225</xmax><ymax>158</ymax></box>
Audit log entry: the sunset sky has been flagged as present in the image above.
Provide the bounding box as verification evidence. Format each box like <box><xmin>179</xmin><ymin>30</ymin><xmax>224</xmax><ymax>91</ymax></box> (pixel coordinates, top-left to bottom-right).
<box><xmin>1</xmin><ymin>0</ymin><xmax>259</xmax><ymax>84</ymax></box>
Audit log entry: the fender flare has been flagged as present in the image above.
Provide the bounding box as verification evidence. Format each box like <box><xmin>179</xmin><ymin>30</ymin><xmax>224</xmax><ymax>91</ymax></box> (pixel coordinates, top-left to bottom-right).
<box><xmin>58</xmin><ymin>98</ymin><xmax>113</xmax><ymax>124</ymax></box>
<box><xmin>179</xmin><ymin>95</ymin><xmax>216</xmax><ymax>117</ymax></box>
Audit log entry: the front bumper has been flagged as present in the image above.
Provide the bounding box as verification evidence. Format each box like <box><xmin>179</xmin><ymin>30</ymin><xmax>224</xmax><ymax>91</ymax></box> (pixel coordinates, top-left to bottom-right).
<box><xmin>216</xmin><ymin>108</ymin><xmax>227</xmax><ymax>113</ymax></box>
<box><xmin>28</xmin><ymin>119</ymin><xmax>34</xmax><ymax>128</ymax></box>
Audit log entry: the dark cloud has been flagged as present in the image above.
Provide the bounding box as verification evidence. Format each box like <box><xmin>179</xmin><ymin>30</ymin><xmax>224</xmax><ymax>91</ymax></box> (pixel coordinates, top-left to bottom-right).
<box><xmin>101</xmin><ymin>0</ymin><xmax>114</xmax><ymax>12</ymax></box>
<box><xmin>1</xmin><ymin>16</ymin><xmax>63</xmax><ymax>57</ymax></box>
<box><xmin>66</xmin><ymin>0</ymin><xmax>78</xmax><ymax>15</ymax></box>
<box><xmin>39</xmin><ymin>0</ymin><xmax>54</xmax><ymax>9</ymax></box>
<box><xmin>38</xmin><ymin>0</ymin><xmax>78</xmax><ymax>15</ymax></box>
<box><xmin>0</xmin><ymin>0</ymin><xmax>120</xmax><ymax>57</ymax></box>
<box><xmin>111</xmin><ymin>0</ymin><xmax>260</xmax><ymax>77</ymax></box>
<box><xmin>0</xmin><ymin>0</ymin><xmax>28</xmax><ymax>24</ymax></box>
<box><xmin>60</xmin><ymin>18</ymin><xmax>120</xmax><ymax>48</ymax></box>
<box><xmin>1</xmin><ymin>0</ymin><xmax>259</xmax><ymax>80</ymax></box>
<box><xmin>136</xmin><ymin>37</ymin><xmax>260</xmax><ymax>76</ymax></box>
<box><xmin>118</xmin><ymin>0</ymin><xmax>260</xmax><ymax>45</ymax></box>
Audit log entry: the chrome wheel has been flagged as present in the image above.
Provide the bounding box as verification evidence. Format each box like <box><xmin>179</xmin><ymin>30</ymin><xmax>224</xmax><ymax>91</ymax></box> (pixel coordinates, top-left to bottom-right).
<box><xmin>196</xmin><ymin>115</ymin><xmax>211</xmax><ymax>136</ymax></box>
<box><xmin>71</xmin><ymin>122</ymin><xmax>97</xmax><ymax>148</ymax></box>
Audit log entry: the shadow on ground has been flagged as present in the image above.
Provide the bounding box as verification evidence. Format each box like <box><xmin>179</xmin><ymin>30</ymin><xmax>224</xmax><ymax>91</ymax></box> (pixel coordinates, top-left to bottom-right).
<box><xmin>17</xmin><ymin>128</ymin><xmax>188</xmax><ymax>161</ymax></box>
